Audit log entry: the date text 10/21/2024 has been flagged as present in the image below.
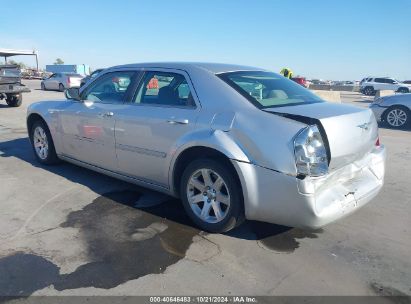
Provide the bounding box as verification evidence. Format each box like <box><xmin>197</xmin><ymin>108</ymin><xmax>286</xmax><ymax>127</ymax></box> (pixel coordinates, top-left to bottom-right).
<box><xmin>149</xmin><ymin>296</ymin><xmax>258</xmax><ymax>303</ymax></box>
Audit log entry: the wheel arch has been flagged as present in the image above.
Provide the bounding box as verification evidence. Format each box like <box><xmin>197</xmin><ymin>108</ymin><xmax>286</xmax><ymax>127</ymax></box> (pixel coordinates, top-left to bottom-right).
<box><xmin>26</xmin><ymin>112</ymin><xmax>58</xmax><ymax>148</ymax></box>
<box><xmin>383</xmin><ymin>104</ymin><xmax>411</xmax><ymax>115</ymax></box>
<box><xmin>169</xmin><ymin>130</ymin><xmax>250</xmax><ymax>197</ymax></box>
<box><xmin>27</xmin><ymin>113</ymin><xmax>48</xmax><ymax>136</ymax></box>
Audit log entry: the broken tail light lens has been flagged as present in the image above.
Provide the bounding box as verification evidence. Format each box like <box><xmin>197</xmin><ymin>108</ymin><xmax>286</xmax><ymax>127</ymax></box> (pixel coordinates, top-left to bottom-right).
<box><xmin>294</xmin><ymin>125</ymin><xmax>329</xmax><ymax>177</ymax></box>
<box><xmin>376</xmin><ymin>136</ymin><xmax>380</xmax><ymax>146</ymax></box>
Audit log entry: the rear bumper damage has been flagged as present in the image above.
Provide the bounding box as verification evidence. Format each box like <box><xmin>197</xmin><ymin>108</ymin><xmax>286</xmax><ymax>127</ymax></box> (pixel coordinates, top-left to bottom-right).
<box><xmin>232</xmin><ymin>145</ymin><xmax>386</xmax><ymax>229</ymax></box>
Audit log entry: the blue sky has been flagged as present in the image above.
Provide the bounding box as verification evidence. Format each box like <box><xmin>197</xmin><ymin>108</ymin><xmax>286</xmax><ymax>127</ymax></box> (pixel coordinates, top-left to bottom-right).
<box><xmin>1</xmin><ymin>0</ymin><xmax>410</xmax><ymax>80</ymax></box>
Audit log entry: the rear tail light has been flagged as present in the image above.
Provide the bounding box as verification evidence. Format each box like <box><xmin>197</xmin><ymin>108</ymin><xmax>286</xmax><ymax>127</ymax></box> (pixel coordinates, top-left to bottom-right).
<box><xmin>67</xmin><ymin>77</ymin><xmax>71</xmax><ymax>84</ymax></box>
<box><xmin>376</xmin><ymin>136</ymin><xmax>380</xmax><ymax>146</ymax></box>
<box><xmin>294</xmin><ymin>125</ymin><xmax>329</xmax><ymax>177</ymax></box>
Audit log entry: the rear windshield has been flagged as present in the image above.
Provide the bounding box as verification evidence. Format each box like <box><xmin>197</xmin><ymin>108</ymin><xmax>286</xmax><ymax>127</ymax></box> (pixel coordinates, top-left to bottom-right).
<box><xmin>218</xmin><ymin>71</ymin><xmax>323</xmax><ymax>108</ymax></box>
<box><xmin>0</xmin><ymin>68</ymin><xmax>20</xmax><ymax>77</ymax></box>
<box><xmin>65</xmin><ymin>73</ymin><xmax>82</xmax><ymax>77</ymax></box>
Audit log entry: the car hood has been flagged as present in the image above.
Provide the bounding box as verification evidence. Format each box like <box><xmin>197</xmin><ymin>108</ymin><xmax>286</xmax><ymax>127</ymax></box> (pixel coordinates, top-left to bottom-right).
<box><xmin>264</xmin><ymin>102</ymin><xmax>379</xmax><ymax>171</ymax></box>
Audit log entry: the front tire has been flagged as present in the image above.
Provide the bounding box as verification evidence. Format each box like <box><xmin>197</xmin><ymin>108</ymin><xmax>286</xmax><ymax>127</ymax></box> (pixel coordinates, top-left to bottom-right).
<box><xmin>30</xmin><ymin>120</ymin><xmax>59</xmax><ymax>165</ymax></box>
<box><xmin>363</xmin><ymin>86</ymin><xmax>375</xmax><ymax>96</ymax></box>
<box><xmin>5</xmin><ymin>93</ymin><xmax>22</xmax><ymax>107</ymax></box>
<box><xmin>180</xmin><ymin>159</ymin><xmax>244</xmax><ymax>233</ymax></box>
<box><xmin>384</xmin><ymin>106</ymin><xmax>410</xmax><ymax>129</ymax></box>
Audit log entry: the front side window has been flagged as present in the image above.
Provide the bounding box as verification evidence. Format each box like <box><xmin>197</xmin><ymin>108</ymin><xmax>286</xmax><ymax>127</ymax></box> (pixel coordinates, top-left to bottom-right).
<box><xmin>218</xmin><ymin>71</ymin><xmax>323</xmax><ymax>108</ymax></box>
<box><xmin>133</xmin><ymin>71</ymin><xmax>195</xmax><ymax>107</ymax></box>
<box><xmin>82</xmin><ymin>71</ymin><xmax>134</xmax><ymax>104</ymax></box>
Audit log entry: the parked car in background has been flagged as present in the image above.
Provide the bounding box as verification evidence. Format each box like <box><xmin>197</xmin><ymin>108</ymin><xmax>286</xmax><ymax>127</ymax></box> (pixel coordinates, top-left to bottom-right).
<box><xmin>370</xmin><ymin>93</ymin><xmax>411</xmax><ymax>129</ymax></box>
<box><xmin>342</xmin><ymin>81</ymin><xmax>355</xmax><ymax>86</ymax></box>
<box><xmin>360</xmin><ymin>77</ymin><xmax>410</xmax><ymax>96</ymax></box>
<box><xmin>80</xmin><ymin>68</ymin><xmax>104</xmax><ymax>87</ymax></box>
<box><xmin>310</xmin><ymin>79</ymin><xmax>331</xmax><ymax>85</ymax></box>
<box><xmin>41</xmin><ymin>73</ymin><xmax>83</xmax><ymax>91</ymax></box>
<box><xmin>291</xmin><ymin>77</ymin><xmax>307</xmax><ymax>87</ymax></box>
<box><xmin>27</xmin><ymin>62</ymin><xmax>386</xmax><ymax>232</ymax></box>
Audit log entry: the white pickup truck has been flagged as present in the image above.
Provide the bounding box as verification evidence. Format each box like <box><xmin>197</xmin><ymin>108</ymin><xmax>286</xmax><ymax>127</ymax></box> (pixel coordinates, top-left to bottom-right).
<box><xmin>360</xmin><ymin>77</ymin><xmax>410</xmax><ymax>96</ymax></box>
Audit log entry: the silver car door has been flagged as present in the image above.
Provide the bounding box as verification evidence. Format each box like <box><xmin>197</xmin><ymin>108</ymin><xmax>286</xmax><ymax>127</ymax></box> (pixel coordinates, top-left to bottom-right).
<box><xmin>115</xmin><ymin>69</ymin><xmax>200</xmax><ymax>188</ymax></box>
<box><xmin>59</xmin><ymin>70</ymin><xmax>136</xmax><ymax>171</ymax></box>
<box><xmin>52</xmin><ymin>73</ymin><xmax>61</xmax><ymax>90</ymax></box>
<box><xmin>45</xmin><ymin>74</ymin><xmax>56</xmax><ymax>89</ymax></box>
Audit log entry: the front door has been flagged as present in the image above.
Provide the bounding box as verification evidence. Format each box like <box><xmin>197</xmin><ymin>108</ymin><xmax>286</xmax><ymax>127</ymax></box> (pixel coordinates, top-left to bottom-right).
<box><xmin>115</xmin><ymin>70</ymin><xmax>200</xmax><ymax>188</ymax></box>
<box><xmin>59</xmin><ymin>70</ymin><xmax>136</xmax><ymax>171</ymax></box>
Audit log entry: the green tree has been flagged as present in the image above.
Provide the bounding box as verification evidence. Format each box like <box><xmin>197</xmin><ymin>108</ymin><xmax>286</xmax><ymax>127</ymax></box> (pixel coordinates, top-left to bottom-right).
<box><xmin>54</xmin><ymin>58</ymin><xmax>64</xmax><ymax>65</ymax></box>
<box><xmin>7</xmin><ymin>60</ymin><xmax>26</xmax><ymax>68</ymax></box>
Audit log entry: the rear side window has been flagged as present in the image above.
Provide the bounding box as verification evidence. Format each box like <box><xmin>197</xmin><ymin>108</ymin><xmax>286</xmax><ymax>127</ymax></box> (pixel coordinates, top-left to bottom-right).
<box><xmin>219</xmin><ymin>71</ymin><xmax>323</xmax><ymax>108</ymax></box>
<box><xmin>82</xmin><ymin>71</ymin><xmax>135</xmax><ymax>104</ymax></box>
<box><xmin>133</xmin><ymin>71</ymin><xmax>195</xmax><ymax>107</ymax></box>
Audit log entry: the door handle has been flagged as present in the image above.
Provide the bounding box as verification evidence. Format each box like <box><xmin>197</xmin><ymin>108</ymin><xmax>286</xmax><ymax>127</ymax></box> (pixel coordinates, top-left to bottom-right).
<box><xmin>167</xmin><ymin>118</ymin><xmax>189</xmax><ymax>125</ymax></box>
<box><xmin>98</xmin><ymin>112</ymin><xmax>114</xmax><ymax>118</ymax></box>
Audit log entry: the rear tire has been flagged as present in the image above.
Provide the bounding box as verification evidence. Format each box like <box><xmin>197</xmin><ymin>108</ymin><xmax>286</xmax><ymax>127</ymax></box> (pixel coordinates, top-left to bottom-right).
<box><xmin>5</xmin><ymin>94</ymin><xmax>22</xmax><ymax>107</ymax></box>
<box><xmin>59</xmin><ymin>83</ymin><xmax>65</xmax><ymax>92</ymax></box>
<box><xmin>180</xmin><ymin>158</ymin><xmax>244</xmax><ymax>233</ymax></box>
<box><xmin>29</xmin><ymin>120</ymin><xmax>60</xmax><ymax>165</ymax></box>
<box><xmin>397</xmin><ymin>87</ymin><xmax>409</xmax><ymax>94</ymax></box>
<box><xmin>384</xmin><ymin>106</ymin><xmax>410</xmax><ymax>129</ymax></box>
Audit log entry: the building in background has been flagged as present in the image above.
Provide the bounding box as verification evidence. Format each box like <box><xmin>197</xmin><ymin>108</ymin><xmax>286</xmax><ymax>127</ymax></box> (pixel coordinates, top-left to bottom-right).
<box><xmin>46</xmin><ymin>64</ymin><xmax>90</xmax><ymax>76</ymax></box>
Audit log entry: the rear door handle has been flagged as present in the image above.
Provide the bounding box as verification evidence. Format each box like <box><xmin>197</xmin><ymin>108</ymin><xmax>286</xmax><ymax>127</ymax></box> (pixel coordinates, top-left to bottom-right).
<box><xmin>167</xmin><ymin>118</ymin><xmax>189</xmax><ymax>125</ymax></box>
<box><xmin>98</xmin><ymin>112</ymin><xmax>114</xmax><ymax>118</ymax></box>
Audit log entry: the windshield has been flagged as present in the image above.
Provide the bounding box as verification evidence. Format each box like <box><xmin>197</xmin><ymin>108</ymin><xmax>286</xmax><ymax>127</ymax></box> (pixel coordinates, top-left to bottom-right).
<box><xmin>218</xmin><ymin>71</ymin><xmax>323</xmax><ymax>108</ymax></box>
<box><xmin>0</xmin><ymin>68</ymin><xmax>20</xmax><ymax>77</ymax></box>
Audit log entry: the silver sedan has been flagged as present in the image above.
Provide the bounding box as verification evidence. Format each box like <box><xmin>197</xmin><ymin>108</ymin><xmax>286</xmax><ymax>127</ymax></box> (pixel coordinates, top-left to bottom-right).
<box><xmin>41</xmin><ymin>73</ymin><xmax>83</xmax><ymax>92</ymax></box>
<box><xmin>370</xmin><ymin>93</ymin><xmax>411</xmax><ymax>129</ymax></box>
<box><xmin>27</xmin><ymin>63</ymin><xmax>386</xmax><ymax>232</ymax></box>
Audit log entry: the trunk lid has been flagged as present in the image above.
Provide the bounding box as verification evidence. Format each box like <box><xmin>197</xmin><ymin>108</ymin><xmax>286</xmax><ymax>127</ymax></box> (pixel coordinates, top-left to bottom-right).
<box><xmin>265</xmin><ymin>102</ymin><xmax>378</xmax><ymax>171</ymax></box>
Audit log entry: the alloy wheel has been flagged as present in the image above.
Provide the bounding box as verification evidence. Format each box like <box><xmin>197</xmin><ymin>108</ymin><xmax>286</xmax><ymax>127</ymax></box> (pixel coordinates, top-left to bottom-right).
<box><xmin>386</xmin><ymin>108</ymin><xmax>407</xmax><ymax>127</ymax></box>
<box><xmin>33</xmin><ymin>126</ymin><xmax>49</xmax><ymax>160</ymax></box>
<box><xmin>186</xmin><ymin>168</ymin><xmax>231</xmax><ymax>224</ymax></box>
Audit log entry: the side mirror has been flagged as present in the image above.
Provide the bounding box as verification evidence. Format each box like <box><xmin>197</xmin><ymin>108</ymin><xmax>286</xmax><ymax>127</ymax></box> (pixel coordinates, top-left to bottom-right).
<box><xmin>65</xmin><ymin>87</ymin><xmax>81</xmax><ymax>101</ymax></box>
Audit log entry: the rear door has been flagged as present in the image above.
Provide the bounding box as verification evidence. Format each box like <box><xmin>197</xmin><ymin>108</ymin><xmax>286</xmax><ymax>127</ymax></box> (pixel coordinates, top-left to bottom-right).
<box><xmin>59</xmin><ymin>70</ymin><xmax>137</xmax><ymax>171</ymax></box>
<box><xmin>373</xmin><ymin>78</ymin><xmax>387</xmax><ymax>91</ymax></box>
<box><xmin>114</xmin><ymin>69</ymin><xmax>200</xmax><ymax>187</ymax></box>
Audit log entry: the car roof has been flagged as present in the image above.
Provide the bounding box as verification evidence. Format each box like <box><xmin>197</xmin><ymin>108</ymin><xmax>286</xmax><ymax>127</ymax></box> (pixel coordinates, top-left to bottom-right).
<box><xmin>109</xmin><ymin>62</ymin><xmax>265</xmax><ymax>74</ymax></box>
